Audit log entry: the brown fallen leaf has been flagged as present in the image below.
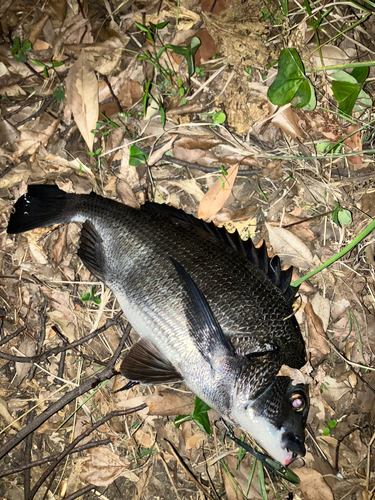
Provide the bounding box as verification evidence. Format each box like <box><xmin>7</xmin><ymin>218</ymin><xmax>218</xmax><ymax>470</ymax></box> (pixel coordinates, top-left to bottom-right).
<box><xmin>266</xmin><ymin>222</ymin><xmax>314</xmax><ymax>269</ymax></box>
<box><xmin>52</xmin><ymin>225</ymin><xmax>68</xmax><ymax>265</ymax></box>
<box><xmin>297</xmin><ymin>467</ymin><xmax>334</xmax><ymax>500</ymax></box>
<box><xmin>343</xmin><ymin>125</ymin><xmax>363</xmax><ymax>166</ymax></box>
<box><xmin>80</xmin><ymin>447</ymin><xmax>138</xmax><ymax>487</ymax></box>
<box><xmin>66</xmin><ymin>50</ymin><xmax>98</xmax><ymax>152</ymax></box>
<box><xmin>305</xmin><ymin>298</ymin><xmax>330</xmax><ymax>355</ymax></box>
<box><xmin>271</xmin><ymin>105</ymin><xmax>304</xmax><ymax>140</ymax></box>
<box><xmin>198</xmin><ymin>164</ymin><xmax>239</xmax><ymax>220</ymax></box>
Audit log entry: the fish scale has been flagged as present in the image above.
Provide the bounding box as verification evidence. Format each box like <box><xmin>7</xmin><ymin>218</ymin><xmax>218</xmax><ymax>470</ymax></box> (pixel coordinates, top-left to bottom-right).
<box><xmin>7</xmin><ymin>184</ymin><xmax>309</xmax><ymax>465</ymax></box>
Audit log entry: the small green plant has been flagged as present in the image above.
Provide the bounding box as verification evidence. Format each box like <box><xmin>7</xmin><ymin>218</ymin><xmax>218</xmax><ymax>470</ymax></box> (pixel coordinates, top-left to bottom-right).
<box><xmin>330</xmin><ymin>68</ymin><xmax>371</xmax><ymax>118</ymax></box>
<box><xmin>268</xmin><ymin>48</ymin><xmax>316</xmax><ymax>111</ymax></box>
<box><xmin>174</xmin><ymin>396</ymin><xmax>212</xmax><ymax>435</ymax></box>
<box><xmin>95</xmin><ymin>113</ymin><xmax>120</xmax><ymax>137</ymax></box>
<box><xmin>331</xmin><ymin>201</ymin><xmax>352</xmax><ymax>227</ymax></box>
<box><xmin>322</xmin><ymin>419</ymin><xmax>337</xmax><ymax>436</ymax></box>
<box><xmin>53</xmin><ymin>83</ymin><xmax>65</xmax><ymax>102</ymax></box>
<box><xmin>28</xmin><ymin>58</ymin><xmax>64</xmax><ymax>78</ymax></box>
<box><xmin>129</xmin><ymin>144</ymin><xmax>149</xmax><ymax>167</ymax></box>
<box><xmin>218</xmin><ymin>165</ymin><xmax>228</xmax><ymax>189</ymax></box>
<box><xmin>11</xmin><ymin>37</ymin><xmax>32</xmax><ymax>62</ymax></box>
<box><xmin>195</xmin><ymin>66</ymin><xmax>205</xmax><ymax>77</ymax></box>
<box><xmin>131</xmin><ymin>22</ymin><xmax>201</xmax><ymax>125</ymax></box>
<box><xmin>87</xmin><ymin>147</ymin><xmax>103</xmax><ymax>168</ymax></box>
<box><xmin>202</xmin><ymin>110</ymin><xmax>226</xmax><ymax>126</ymax></box>
<box><xmin>81</xmin><ymin>286</ymin><xmax>101</xmax><ymax>305</ymax></box>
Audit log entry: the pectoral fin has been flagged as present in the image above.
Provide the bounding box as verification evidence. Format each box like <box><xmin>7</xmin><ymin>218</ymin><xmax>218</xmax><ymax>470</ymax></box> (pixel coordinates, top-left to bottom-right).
<box><xmin>120</xmin><ymin>339</ymin><xmax>183</xmax><ymax>385</ymax></box>
<box><xmin>171</xmin><ymin>258</ymin><xmax>233</xmax><ymax>366</ymax></box>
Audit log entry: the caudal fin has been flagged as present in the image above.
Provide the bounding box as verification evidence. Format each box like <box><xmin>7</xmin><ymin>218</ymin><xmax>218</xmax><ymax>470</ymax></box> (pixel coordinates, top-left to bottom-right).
<box><xmin>7</xmin><ymin>184</ymin><xmax>76</xmax><ymax>234</ymax></box>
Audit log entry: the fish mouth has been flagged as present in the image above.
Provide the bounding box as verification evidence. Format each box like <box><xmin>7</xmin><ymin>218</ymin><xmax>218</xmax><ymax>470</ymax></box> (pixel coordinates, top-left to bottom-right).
<box><xmin>281</xmin><ymin>430</ymin><xmax>306</xmax><ymax>464</ymax></box>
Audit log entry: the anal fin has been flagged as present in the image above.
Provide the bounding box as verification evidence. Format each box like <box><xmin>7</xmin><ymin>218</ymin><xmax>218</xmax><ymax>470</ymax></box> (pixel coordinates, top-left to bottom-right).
<box><xmin>120</xmin><ymin>339</ymin><xmax>183</xmax><ymax>385</ymax></box>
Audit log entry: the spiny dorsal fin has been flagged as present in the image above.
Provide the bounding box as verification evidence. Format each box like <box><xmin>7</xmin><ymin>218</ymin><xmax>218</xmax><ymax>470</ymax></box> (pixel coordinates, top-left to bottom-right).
<box><xmin>141</xmin><ymin>202</ymin><xmax>298</xmax><ymax>302</ymax></box>
<box><xmin>120</xmin><ymin>338</ymin><xmax>183</xmax><ymax>385</ymax></box>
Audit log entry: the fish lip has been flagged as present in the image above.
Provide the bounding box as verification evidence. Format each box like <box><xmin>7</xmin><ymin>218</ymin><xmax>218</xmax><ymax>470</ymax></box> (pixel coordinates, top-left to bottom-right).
<box><xmin>281</xmin><ymin>431</ymin><xmax>306</xmax><ymax>459</ymax></box>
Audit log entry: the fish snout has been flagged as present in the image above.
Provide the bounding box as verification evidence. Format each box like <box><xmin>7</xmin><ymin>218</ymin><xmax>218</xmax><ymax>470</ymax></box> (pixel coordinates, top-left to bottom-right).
<box><xmin>281</xmin><ymin>431</ymin><xmax>306</xmax><ymax>463</ymax></box>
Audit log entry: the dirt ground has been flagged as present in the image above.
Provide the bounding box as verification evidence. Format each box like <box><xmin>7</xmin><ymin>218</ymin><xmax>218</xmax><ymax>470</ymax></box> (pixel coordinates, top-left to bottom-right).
<box><xmin>0</xmin><ymin>0</ymin><xmax>375</xmax><ymax>498</ymax></box>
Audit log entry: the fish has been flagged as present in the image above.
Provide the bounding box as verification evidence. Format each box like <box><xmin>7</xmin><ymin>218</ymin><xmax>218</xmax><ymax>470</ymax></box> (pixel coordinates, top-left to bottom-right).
<box><xmin>7</xmin><ymin>184</ymin><xmax>309</xmax><ymax>466</ymax></box>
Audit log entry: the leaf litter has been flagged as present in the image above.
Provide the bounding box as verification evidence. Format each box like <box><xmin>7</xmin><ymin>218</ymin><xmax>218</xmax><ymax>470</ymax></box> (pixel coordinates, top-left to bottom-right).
<box><xmin>0</xmin><ymin>0</ymin><xmax>375</xmax><ymax>498</ymax></box>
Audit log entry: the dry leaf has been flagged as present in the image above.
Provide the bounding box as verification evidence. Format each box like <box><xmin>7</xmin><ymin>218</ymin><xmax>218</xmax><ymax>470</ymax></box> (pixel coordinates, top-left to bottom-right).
<box><xmin>117</xmin><ymin>179</ymin><xmax>140</xmax><ymax>209</ymax></box>
<box><xmin>297</xmin><ymin>467</ymin><xmax>334</xmax><ymax>500</ymax></box>
<box><xmin>0</xmin><ymin>399</ymin><xmax>21</xmax><ymax>430</ymax></box>
<box><xmin>80</xmin><ymin>447</ymin><xmax>137</xmax><ymax>487</ymax></box>
<box><xmin>344</xmin><ymin>125</ymin><xmax>363</xmax><ymax>166</ymax></box>
<box><xmin>146</xmin><ymin>389</ymin><xmax>195</xmax><ymax>416</ymax></box>
<box><xmin>66</xmin><ymin>50</ymin><xmax>99</xmax><ymax>152</ymax></box>
<box><xmin>311</xmin><ymin>293</ymin><xmax>331</xmax><ymax>332</ymax></box>
<box><xmin>305</xmin><ymin>298</ymin><xmax>330</xmax><ymax>355</ymax></box>
<box><xmin>266</xmin><ymin>223</ymin><xmax>314</xmax><ymax>269</ymax></box>
<box><xmin>52</xmin><ymin>225</ymin><xmax>68</xmax><ymax>265</ymax></box>
<box><xmin>148</xmin><ymin>137</ymin><xmax>177</xmax><ymax>166</ymax></box>
<box><xmin>271</xmin><ymin>105</ymin><xmax>304</xmax><ymax>140</ymax></box>
<box><xmin>198</xmin><ymin>164</ymin><xmax>239</xmax><ymax>220</ymax></box>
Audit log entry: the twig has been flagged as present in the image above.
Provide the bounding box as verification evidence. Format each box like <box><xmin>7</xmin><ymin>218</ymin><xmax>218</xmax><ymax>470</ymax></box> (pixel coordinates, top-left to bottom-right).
<box><xmin>64</xmin><ymin>485</ymin><xmax>96</xmax><ymax>500</ymax></box>
<box><xmin>23</xmin><ymin>405</ymin><xmax>35</xmax><ymax>500</ymax></box>
<box><xmin>102</xmin><ymin>74</ymin><xmax>123</xmax><ymax>113</ymax></box>
<box><xmin>0</xmin><ymin>439</ymin><xmax>111</xmax><ymax>478</ymax></box>
<box><xmin>0</xmin><ymin>321</ymin><xmax>130</xmax><ymax>461</ymax></box>
<box><xmin>0</xmin><ymin>312</ymin><xmax>123</xmax><ymax>364</ymax></box>
<box><xmin>0</xmin><ymin>325</ymin><xmax>27</xmax><ymax>347</ymax></box>
<box><xmin>159</xmin><ymin>154</ymin><xmax>260</xmax><ymax>176</ymax></box>
<box><xmin>164</xmin><ymin>438</ymin><xmax>214</xmax><ymax>499</ymax></box>
<box><xmin>27</xmin><ymin>406</ymin><xmax>147</xmax><ymax>500</ymax></box>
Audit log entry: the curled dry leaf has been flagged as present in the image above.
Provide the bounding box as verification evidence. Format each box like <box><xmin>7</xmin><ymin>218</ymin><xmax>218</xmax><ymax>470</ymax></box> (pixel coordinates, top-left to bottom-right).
<box><xmin>297</xmin><ymin>467</ymin><xmax>334</xmax><ymax>500</ymax></box>
<box><xmin>305</xmin><ymin>298</ymin><xmax>330</xmax><ymax>355</ymax></box>
<box><xmin>66</xmin><ymin>50</ymin><xmax>98</xmax><ymax>152</ymax></box>
<box><xmin>148</xmin><ymin>137</ymin><xmax>177</xmax><ymax>166</ymax></box>
<box><xmin>80</xmin><ymin>447</ymin><xmax>138</xmax><ymax>487</ymax></box>
<box><xmin>271</xmin><ymin>105</ymin><xmax>304</xmax><ymax>140</ymax></box>
<box><xmin>198</xmin><ymin>164</ymin><xmax>239</xmax><ymax>220</ymax></box>
<box><xmin>277</xmin><ymin>365</ymin><xmax>312</xmax><ymax>386</ymax></box>
<box><xmin>266</xmin><ymin>222</ymin><xmax>314</xmax><ymax>269</ymax></box>
<box><xmin>117</xmin><ymin>179</ymin><xmax>140</xmax><ymax>209</ymax></box>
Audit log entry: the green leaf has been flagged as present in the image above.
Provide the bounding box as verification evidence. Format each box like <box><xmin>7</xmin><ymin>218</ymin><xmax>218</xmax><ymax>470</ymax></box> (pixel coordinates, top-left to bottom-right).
<box><xmin>331</xmin><ymin>201</ymin><xmax>340</xmax><ymax>226</ymax></box>
<box><xmin>212</xmin><ymin>110</ymin><xmax>226</xmax><ymax>124</ymax></box>
<box><xmin>351</xmin><ymin>66</ymin><xmax>369</xmax><ymax>84</ymax></box>
<box><xmin>193</xmin><ymin>397</ymin><xmax>210</xmax><ymax>415</ymax></box>
<box><xmin>52</xmin><ymin>61</ymin><xmax>64</xmax><ymax>68</ymax></box>
<box><xmin>193</xmin><ymin>412</ymin><xmax>212</xmax><ymax>435</ymax></box>
<box><xmin>327</xmin><ymin>419</ymin><xmax>338</xmax><ymax>428</ymax></box>
<box><xmin>338</xmin><ymin>209</ymin><xmax>352</xmax><ymax>226</ymax></box>
<box><xmin>292</xmin><ymin>79</ymin><xmax>311</xmax><ymax>108</ymax></box>
<box><xmin>22</xmin><ymin>40</ymin><xmax>32</xmax><ymax>53</ymax></box>
<box><xmin>160</xmin><ymin>105</ymin><xmax>166</xmax><ymax>127</ymax></box>
<box><xmin>129</xmin><ymin>144</ymin><xmax>149</xmax><ymax>167</ymax></box>
<box><xmin>81</xmin><ymin>292</ymin><xmax>91</xmax><ymax>301</ymax></box>
<box><xmin>155</xmin><ymin>21</ymin><xmax>169</xmax><ymax>29</ymax></box>
<box><xmin>174</xmin><ymin>414</ymin><xmax>191</xmax><ymax>427</ymax></box>
<box><xmin>53</xmin><ymin>84</ymin><xmax>65</xmax><ymax>102</ymax></box>
<box><xmin>322</xmin><ymin>427</ymin><xmax>330</xmax><ymax>436</ymax></box>
<box><xmin>11</xmin><ymin>37</ymin><xmax>21</xmax><ymax>56</ymax></box>
<box><xmin>268</xmin><ymin>48</ymin><xmax>306</xmax><ymax>105</ymax></box>
<box><xmin>165</xmin><ymin>37</ymin><xmax>201</xmax><ymax>78</ymax></box>
<box><xmin>332</xmin><ymin>80</ymin><xmax>360</xmax><ymax>116</ymax></box>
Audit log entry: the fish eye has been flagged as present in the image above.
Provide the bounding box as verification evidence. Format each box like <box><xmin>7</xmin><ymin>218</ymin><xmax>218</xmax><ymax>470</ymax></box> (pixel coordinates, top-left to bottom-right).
<box><xmin>290</xmin><ymin>392</ymin><xmax>306</xmax><ymax>412</ymax></box>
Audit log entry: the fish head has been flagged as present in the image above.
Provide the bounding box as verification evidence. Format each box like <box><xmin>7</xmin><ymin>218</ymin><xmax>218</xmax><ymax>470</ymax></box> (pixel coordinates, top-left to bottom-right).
<box><xmin>233</xmin><ymin>376</ymin><xmax>309</xmax><ymax>466</ymax></box>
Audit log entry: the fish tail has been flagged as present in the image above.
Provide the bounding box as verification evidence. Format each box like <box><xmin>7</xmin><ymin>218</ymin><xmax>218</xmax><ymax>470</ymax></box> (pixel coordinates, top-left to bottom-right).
<box><xmin>7</xmin><ymin>184</ymin><xmax>79</xmax><ymax>234</ymax></box>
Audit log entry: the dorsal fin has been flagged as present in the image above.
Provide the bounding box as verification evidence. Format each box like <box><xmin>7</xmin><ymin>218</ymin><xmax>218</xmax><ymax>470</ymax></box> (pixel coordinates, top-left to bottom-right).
<box><xmin>141</xmin><ymin>202</ymin><xmax>298</xmax><ymax>302</ymax></box>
